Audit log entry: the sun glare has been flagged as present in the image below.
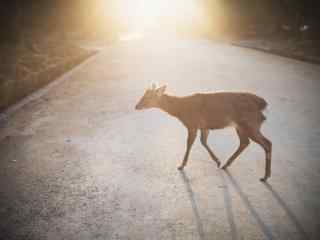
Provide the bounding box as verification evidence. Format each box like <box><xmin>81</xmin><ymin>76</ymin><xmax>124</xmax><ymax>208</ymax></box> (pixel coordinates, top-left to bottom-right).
<box><xmin>111</xmin><ymin>0</ymin><xmax>205</xmax><ymax>36</ymax></box>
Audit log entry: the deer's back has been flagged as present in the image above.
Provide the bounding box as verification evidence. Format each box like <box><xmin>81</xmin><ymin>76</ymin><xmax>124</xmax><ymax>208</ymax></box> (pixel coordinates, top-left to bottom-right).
<box><xmin>178</xmin><ymin>92</ymin><xmax>267</xmax><ymax>129</ymax></box>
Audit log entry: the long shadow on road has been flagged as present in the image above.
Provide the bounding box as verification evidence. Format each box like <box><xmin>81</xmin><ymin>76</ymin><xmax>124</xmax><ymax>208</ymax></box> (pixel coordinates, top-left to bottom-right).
<box><xmin>218</xmin><ymin>171</ymin><xmax>240</xmax><ymax>240</ymax></box>
<box><xmin>179</xmin><ymin>169</ymin><xmax>309</xmax><ymax>240</ymax></box>
<box><xmin>224</xmin><ymin>171</ymin><xmax>275</xmax><ymax>240</ymax></box>
<box><xmin>263</xmin><ymin>182</ymin><xmax>310</xmax><ymax>240</ymax></box>
<box><xmin>179</xmin><ymin>171</ymin><xmax>205</xmax><ymax>240</ymax></box>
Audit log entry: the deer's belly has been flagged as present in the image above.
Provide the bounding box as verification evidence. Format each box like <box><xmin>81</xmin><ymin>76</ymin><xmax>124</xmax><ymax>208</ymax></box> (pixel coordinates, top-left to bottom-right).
<box><xmin>198</xmin><ymin>117</ymin><xmax>231</xmax><ymax>129</ymax></box>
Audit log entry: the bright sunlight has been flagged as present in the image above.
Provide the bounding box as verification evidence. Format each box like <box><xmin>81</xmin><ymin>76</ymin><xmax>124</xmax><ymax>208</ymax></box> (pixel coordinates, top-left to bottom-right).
<box><xmin>110</xmin><ymin>0</ymin><xmax>206</xmax><ymax>36</ymax></box>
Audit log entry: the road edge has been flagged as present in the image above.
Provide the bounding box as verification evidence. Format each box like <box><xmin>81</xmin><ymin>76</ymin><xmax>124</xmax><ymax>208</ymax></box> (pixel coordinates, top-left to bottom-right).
<box><xmin>231</xmin><ymin>42</ymin><xmax>320</xmax><ymax>66</ymax></box>
<box><xmin>0</xmin><ymin>51</ymin><xmax>99</xmax><ymax>123</ymax></box>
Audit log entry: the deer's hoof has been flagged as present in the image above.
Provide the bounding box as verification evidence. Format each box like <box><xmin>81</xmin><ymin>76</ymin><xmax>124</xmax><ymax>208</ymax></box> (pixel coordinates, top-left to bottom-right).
<box><xmin>260</xmin><ymin>177</ymin><xmax>268</xmax><ymax>182</ymax></box>
<box><xmin>177</xmin><ymin>165</ymin><xmax>184</xmax><ymax>171</ymax></box>
<box><xmin>260</xmin><ymin>172</ymin><xmax>271</xmax><ymax>182</ymax></box>
<box><xmin>221</xmin><ymin>165</ymin><xmax>228</xmax><ymax>170</ymax></box>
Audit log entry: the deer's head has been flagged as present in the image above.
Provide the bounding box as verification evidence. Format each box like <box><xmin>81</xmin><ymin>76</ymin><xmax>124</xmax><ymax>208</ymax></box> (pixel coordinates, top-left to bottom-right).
<box><xmin>135</xmin><ymin>84</ymin><xmax>166</xmax><ymax>110</ymax></box>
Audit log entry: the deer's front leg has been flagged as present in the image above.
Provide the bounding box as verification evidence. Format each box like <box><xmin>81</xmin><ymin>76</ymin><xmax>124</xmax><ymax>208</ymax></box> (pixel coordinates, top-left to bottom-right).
<box><xmin>178</xmin><ymin>128</ymin><xmax>197</xmax><ymax>170</ymax></box>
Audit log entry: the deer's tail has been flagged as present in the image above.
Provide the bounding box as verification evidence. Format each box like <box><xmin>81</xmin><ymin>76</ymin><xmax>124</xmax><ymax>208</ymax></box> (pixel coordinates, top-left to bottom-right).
<box><xmin>252</xmin><ymin>95</ymin><xmax>268</xmax><ymax>111</ymax></box>
<box><xmin>253</xmin><ymin>95</ymin><xmax>268</xmax><ymax>122</ymax></box>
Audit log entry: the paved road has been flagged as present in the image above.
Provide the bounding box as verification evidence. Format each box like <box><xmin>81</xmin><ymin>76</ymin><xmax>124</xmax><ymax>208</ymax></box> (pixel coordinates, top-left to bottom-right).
<box><xmin>1</xmin><ymin>38</ymin><xmax>320</xmax><ymax>240</ymax></box>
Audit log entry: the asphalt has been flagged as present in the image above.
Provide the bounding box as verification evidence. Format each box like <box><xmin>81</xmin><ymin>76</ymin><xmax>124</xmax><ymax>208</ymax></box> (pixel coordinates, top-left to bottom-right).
<box><xmin>1</xmin><ymin>37</ymin><xmax>320</xmax><ymax>240</ymax></box>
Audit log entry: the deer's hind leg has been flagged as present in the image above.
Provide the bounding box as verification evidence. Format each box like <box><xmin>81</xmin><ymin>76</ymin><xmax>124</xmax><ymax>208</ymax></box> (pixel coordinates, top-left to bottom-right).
<box><xmin>240</xmin><ymin>117</ymin><xmax>272</xmax><ymax>181</ymax></box>
<box><xmin>200</xmin><ymin>129</ymin><xmax>221</xmax><ymax>167</ymax></box>
<box><xmin>248</xmin><ymin>129</ymin><xmax>272</xmax><ymax>181</ymax></box>
<box><xmin>222</xmin><ymin>127</ymin><xmax>250</xmax><ymax>169</ymax></box>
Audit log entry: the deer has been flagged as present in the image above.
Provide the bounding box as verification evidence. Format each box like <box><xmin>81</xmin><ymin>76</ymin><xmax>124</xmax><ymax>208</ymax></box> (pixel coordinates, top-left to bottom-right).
<box><xmin>135</xmin><ymin>84</ymin><xmax>272</xmax><ymax>181</ymax></box>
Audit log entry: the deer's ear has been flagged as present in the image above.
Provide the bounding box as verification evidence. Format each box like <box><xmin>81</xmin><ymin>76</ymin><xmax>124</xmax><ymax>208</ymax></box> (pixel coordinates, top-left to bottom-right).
<box><xmin>156</xmin><ymin>85</ymin><xmax>166</xmax><ymax>96</ymax></box>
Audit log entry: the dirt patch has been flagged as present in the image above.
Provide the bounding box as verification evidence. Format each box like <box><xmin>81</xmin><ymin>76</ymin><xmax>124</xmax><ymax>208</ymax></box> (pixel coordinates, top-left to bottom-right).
<box><xmin>0</xmin><ymin>39</ymin><xmax>96</xmax><ymax>112</ymax></box>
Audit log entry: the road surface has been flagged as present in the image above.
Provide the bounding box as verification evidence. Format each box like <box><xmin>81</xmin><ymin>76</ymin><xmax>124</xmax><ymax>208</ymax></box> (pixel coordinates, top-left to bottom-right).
<box><xmin>1</xmin><ymin>37</ymin><xmax>320</xmax><ymax>240</ymax></box>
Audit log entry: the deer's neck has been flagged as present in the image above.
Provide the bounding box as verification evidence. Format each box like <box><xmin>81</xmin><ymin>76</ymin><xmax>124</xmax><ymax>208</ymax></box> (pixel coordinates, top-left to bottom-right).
<box><xmin>158</xmin><ymin>94</ymin><xmax>181</xmax><ymax>118</ymax></box>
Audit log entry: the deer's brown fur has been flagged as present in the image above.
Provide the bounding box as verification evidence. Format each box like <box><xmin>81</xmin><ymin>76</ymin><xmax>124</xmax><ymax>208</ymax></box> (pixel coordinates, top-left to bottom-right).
<box><xmin>135</xmin><ymin>85</ymin><xmax>272</xmax><ymax>181</ymax></box>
